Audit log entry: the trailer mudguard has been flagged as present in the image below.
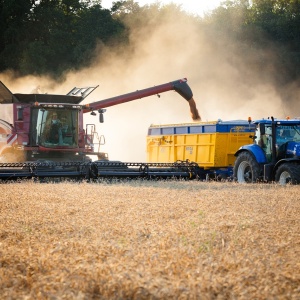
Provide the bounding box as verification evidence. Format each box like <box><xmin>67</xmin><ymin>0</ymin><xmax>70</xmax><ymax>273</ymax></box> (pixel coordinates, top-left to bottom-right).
<box><xmin>235</xmin><ymin>144</ymin><xmax>267</xmax><ymax>164</ymax></box>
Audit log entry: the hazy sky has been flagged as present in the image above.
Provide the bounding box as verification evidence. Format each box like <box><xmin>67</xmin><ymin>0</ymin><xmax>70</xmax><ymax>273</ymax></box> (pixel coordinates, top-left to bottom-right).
<box><xmin>101</xmin><ymin>0</ymin><xmax>223</xmax><ymax>16</ymax></box>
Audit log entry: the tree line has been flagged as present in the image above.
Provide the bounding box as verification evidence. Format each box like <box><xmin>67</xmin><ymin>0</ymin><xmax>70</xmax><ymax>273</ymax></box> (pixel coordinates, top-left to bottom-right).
<box><xmin>0</xmin><ymin>0</ymin><xmax>299</xmax><ymax>86</ymax></box>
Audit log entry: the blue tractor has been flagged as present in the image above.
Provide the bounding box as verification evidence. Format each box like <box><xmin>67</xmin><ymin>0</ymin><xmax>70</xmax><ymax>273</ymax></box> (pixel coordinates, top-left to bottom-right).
<box><xmin>233</xmin><ymin>117</ymin><xmax>300</xmax><ymax>184</ymax></box>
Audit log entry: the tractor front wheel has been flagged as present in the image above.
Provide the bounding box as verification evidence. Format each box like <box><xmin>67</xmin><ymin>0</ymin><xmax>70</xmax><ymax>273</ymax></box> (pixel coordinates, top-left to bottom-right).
<box><xmin>275</xmin><ymin>163</ymin><xmax>300</xmax><ymax>185</ymax></box>
<box><xmin>233</xmin><ymin>152</ymin><xmax>261</xmax><ymax>183</ymax></box>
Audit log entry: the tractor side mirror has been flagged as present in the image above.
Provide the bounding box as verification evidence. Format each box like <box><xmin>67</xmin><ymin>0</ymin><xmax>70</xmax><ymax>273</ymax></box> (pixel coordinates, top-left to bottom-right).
<box><xmin>98</xmin><ymin>109</ymin><xmax>106</xmax><ymax>123</ymax></box>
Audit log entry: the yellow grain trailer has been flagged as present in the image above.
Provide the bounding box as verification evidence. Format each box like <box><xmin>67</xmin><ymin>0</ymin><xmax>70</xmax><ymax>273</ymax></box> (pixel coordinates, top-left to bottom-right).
<box><xmin>147</xmin><ymin>120</ymin><xmax>256</xmax><ymax>179</ymax></box>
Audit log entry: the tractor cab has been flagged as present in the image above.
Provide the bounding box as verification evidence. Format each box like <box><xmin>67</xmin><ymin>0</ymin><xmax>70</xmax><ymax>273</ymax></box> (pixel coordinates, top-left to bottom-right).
<box><xmin>255</xmin><ymin>120</ymin><xmax>300</xmax><ymax>162</ymax></box>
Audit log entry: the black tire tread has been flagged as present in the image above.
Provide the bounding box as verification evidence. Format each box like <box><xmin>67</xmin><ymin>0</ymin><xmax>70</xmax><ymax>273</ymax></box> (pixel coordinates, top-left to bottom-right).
<box><xmin>233</xmin><ymin>151</ymin><xmax>261</xmax><ymax>183</ymax></box>
<box><xmin>275</xmin><ymin>162</ymin><xmax>300</xmax><ymax>184</ymax></box>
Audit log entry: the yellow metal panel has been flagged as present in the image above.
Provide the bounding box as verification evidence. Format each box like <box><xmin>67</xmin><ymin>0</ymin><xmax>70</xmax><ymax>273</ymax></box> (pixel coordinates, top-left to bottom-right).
<box><xmin>226</xmin><ymin>132</ymin><xmax>253</xmax><ymax>166</ymax></box>
<box><xmin>195</xmin><ymin>133</ymin><xmax>216</xmax><ymax>166</ymax></box>
<box><xmin>214</xmin><ymin>133</ymin><xmax>228</xmax><ymax>167</ymax></box>
<box><xmin>147</xmin><ymin>121</ymin><xmax>255</xmax><ymax>168</ymax></box>
<box><xmin>147</xmin><ymin>131</ymin><xmax>253</xmax><ymax>168</ymax></box>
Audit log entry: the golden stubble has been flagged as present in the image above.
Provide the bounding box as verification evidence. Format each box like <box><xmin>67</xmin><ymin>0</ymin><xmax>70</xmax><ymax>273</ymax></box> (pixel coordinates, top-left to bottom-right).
<box><xmin>0</xmin><ymin>181</ymin><xmax>299</xmax><ymax>299</ymax></box>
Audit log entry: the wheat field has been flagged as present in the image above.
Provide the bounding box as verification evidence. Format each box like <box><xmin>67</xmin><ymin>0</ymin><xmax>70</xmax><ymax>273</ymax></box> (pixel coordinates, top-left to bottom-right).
<box><xmin>0</xmin><ymin>180</ymin><xmax>299</xmax><ymax>299</ymax></box>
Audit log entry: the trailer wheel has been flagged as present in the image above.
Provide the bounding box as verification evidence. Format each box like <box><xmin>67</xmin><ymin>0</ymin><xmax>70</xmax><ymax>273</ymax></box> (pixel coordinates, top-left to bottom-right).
<box><xmin>233</xmin><ymin>152</ymin><xmax>261</xmax><ymax>183</ymax></box>
<box><xmin>275</xmin><ymin>163</ymin><xmax>300</xmax><ymax>185</ymax></box>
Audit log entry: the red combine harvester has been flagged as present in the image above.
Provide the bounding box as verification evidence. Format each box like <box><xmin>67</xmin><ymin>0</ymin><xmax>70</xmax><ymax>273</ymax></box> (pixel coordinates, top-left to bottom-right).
<box><xmin>0</xmin><ymin>78</ymin><xmax>200</xmax><ymax>180</ymax></box>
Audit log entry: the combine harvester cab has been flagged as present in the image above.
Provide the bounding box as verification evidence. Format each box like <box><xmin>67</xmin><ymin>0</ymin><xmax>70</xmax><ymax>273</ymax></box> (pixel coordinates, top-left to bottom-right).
<box><xmin>234</xmin><ymin>117</ymin><xmax>300</xmax><ymax>184</ymax></box>
<box><xmin>147</xmin><ymin>119</ymin><xmax>256</xmax><ymax>180</ymax></box>
<box><xmin>0</xmin><ymin>81</ymin><xmax>105</xmax><ymax>163</ymax></box>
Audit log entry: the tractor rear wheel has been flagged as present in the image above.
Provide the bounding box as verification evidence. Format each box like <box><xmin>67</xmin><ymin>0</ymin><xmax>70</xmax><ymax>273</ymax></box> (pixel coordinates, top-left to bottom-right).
<box><xmin>275</xmin><ymin>163</ymin><xmax>300</xmax><ymax>185</ymax></box>
<box><xmin>233</xmin><ymin>152</ymin><xmax>261</xmax><ymax>183</ymax></box>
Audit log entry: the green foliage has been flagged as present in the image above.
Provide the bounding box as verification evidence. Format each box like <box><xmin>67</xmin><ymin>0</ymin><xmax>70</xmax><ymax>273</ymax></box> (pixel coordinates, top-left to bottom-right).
<box><xmin>0</xmin><ymin>0</ymin><xmax>300</xmax><ymax>84</ymax></box>
<box><xmin>203</xmin><ymin>0</ymin><xmax>300</xmax><ymax>85</ymax></box>
<box><xmin>0</xmin><ymin>0</ymin><xmax>124</xmax><ymax>76</ymax></box>
<box><xmin>248</xmin><ymin>0</ymin><xmax>300</xmax><ymax>81</ymax></box>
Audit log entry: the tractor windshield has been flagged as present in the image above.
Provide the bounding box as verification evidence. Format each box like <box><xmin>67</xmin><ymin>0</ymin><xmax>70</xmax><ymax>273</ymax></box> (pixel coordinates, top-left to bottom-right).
<box><xmin>276</xmin><ymin>125</ymin><xmax>300</xmax><ymax>146</ymax></box>
<box><xmin>31</xmin><ymin>108</ymin><xmax>78</xmax><ymax>148</ymax></box>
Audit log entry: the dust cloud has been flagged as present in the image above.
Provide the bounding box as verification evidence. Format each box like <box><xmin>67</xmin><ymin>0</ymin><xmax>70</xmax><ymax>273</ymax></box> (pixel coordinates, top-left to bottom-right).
<box><xmin>1</xmin><ymin>9</ymin><xmax>299</xmax><ymax>162</ymax></box>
